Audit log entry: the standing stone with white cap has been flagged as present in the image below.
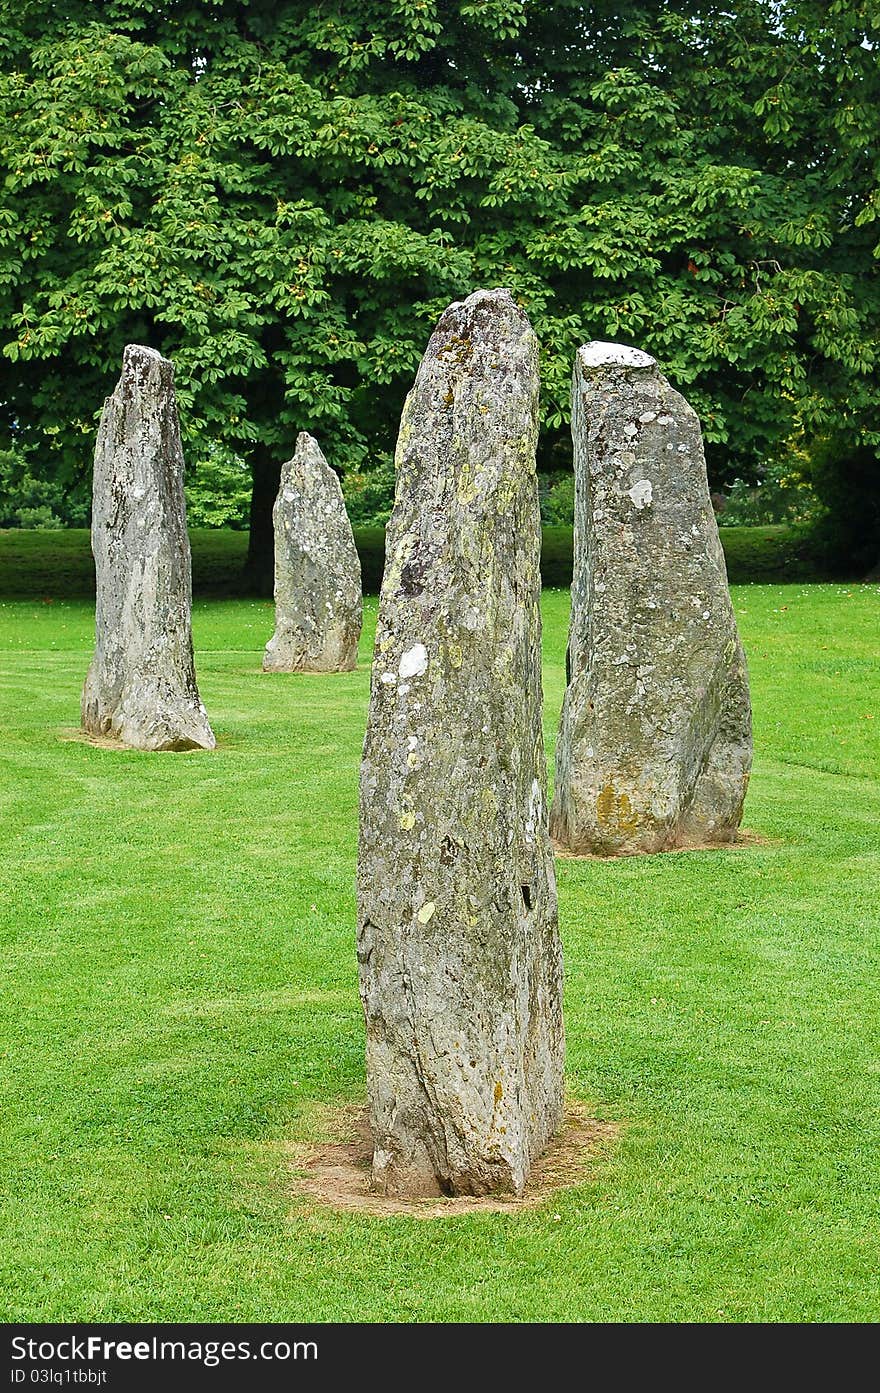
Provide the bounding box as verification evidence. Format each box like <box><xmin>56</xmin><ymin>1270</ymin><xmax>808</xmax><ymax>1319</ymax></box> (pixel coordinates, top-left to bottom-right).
<box><xmin>81</xmin><ymin>345</ymin><xmax>215</xmax><ymax>752</ymax></box>
<box><xmin>357</xmin><ymin>288</ymin><xmax>565</xmax><ymax>1198</ymax></box>
<box><xmin>262</xmin><ymin>432</ymin><xmax>362</xmax><ymax>673</ymax></box>
<box><xmin>550</xmin><ymin>341</ymin><xmax>752</xmax><ymax>856</ymax></box>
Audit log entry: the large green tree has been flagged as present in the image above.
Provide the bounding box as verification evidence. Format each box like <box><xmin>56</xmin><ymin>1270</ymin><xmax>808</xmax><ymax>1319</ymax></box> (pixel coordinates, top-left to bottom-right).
<box><xmin>1</xmin><ymin>1</ymin><xmax>877</xmax><ymax>583</ymax></box>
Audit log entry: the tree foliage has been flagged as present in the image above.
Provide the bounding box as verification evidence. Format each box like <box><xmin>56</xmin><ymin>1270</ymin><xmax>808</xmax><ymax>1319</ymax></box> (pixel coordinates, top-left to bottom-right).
<box><xmin>0</xmin><ymin>1</ymin><xmax>877</xmax><ymax>575</ymax></box>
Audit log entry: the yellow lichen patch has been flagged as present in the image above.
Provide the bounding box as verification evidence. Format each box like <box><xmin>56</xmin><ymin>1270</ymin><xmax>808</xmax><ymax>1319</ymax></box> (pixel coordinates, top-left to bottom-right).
<box><xmin>494</xmin><ymin>1081</ymin><xmax>503</xmax><ymax>1103</ymax></box>
<box><xmin>597</xmin><ymin>784</ymin><xmax>641</xmax><ymax>833</ymax></box>
<box><xmin>617</xmin><ymin>792</ymin><xmax>639</xmax><ymax>834</ymax></box>
<box><xmin>399</xmin><ymin>811</ymin><xmax>416</xmax><ymax>830</ymax></box>
<box><xmin>492</xmin><ymin>473</ymin><xmax>519</xmax><ymax>512</ymax></box>
<box><xmin>455</xmin><ymin>455</ymin><xmax>477</xmax><ymax>506</ymax></box>
<box><xmin>439</xmin><ymin>333</ymin><xmax>472</xmax><ymax>365</ymax></box>
<box><xmin>596</xmin><ymin>783</ymin><xmax>616</xmax><ymax>826</ymax></box>
<box><xmin>447</xmin><ymin>642</ymin><xmax>463</xmax><ymax>669</ymax></box>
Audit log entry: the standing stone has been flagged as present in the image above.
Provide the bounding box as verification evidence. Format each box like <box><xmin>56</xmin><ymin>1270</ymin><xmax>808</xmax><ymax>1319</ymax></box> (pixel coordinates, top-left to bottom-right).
<box><xmin>262</xmin><ymin>433</ymin><xmax>362</xmax><ymax>673</ymax></box>
<box><xmin>81</xmin><ymin>345</ymin><xmax>215</xmax><ymax>752</ymax></box>
<box><xmin>357</xmin><ymin>289</ymin><xmax>565</xmax><ymax>1198</ymax></box>
<box><xmin>550</xmin><ymin>342</ymin><xmax>752</xmax><ymax>856</ymax></box>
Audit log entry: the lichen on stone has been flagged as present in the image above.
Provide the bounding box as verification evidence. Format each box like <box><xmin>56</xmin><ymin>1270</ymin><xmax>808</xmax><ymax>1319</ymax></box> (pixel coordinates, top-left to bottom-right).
<box><xmin>550</xmin><ymin>340</ymin><xmax>752</xmax><ymax>855</ymax></box>
<box><xmin>357</xmin><ymin>288</ymin><xmax>565</xmax><ymax>1198</ymax></box>
<box><xmin>262</xmin><ymin>433</ymin><xmax>362</xmax><ymax>673</ymax></box>
<box><xmin>81</xmin><ymin>344</ymin><xmax>215</xmax><ymax>753</ymax></box>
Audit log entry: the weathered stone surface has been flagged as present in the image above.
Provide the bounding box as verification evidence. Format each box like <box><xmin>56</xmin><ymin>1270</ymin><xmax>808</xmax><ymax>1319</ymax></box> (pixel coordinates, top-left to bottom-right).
<box><xmin>263</xmin><ymin>433</ymin><xmax>362</xmax><ymax>673</ymax></box>
<box><xmin>550</xmin><ymin>341</ymin><xmax>752</xmax><ymax>855</ymax></box>
<box><xmin>356</xmin><ymin>289</ymin><xmax>565</xmax><ymax>1198</ymax></box>
<box><xmin>81</xmin><ymin>345</ymin><xmax>215</xmax><ymax>752</ymax></box>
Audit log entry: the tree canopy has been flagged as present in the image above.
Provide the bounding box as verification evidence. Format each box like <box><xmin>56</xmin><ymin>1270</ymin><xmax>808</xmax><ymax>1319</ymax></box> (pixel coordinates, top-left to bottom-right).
<box><xmin>1</xmin><ymin>1</ymin><xmax>878</xmax><ymax>578</ymax></box>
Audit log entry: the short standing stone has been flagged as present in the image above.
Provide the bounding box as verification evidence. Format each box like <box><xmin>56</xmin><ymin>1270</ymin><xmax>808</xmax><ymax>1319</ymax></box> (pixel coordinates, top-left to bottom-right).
<box><xmin>81</xmin><ymin>345</ymin><xmax>215</xmax><ymax>752</ymax></box>
<box><xmin>357</xmin><ymin>288</ymin><xmax>565</xmax><ymax>1198</ymax></box>
<box><xmin>262</xmin><ymin>433</ymin><xmax>362</xmax><ymax>673</ymax></box>
<box><xmin>550</xmin><ymin>341</ymin><xmax>752</xmax><ymax>855</ymax></box>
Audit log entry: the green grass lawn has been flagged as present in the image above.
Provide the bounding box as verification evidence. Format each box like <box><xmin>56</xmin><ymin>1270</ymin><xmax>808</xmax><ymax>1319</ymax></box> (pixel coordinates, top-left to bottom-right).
<box><xmin>1</xmin><ymin>583</ymin><xmax>878</xmax><ymax>1321</ymax></box>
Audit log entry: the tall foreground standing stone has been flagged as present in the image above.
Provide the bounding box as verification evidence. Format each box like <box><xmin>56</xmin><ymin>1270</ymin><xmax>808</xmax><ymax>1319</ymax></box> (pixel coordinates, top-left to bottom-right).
<box><xmin>263</xmin><ymin>433</ymin><xmax>362</xmax><ymax>672</ymax></box>
<box><xmin>550</xmin><ymin>342</ymin><xmax>752</xmax><ymax>856</ymax></box>
<box><xmin>357</xmin><ymin>290</ymin><xmax>564</xmax><ymax>1197</ymax></box>
<box><xmin>81</xmin><ymin>345</ymin><xmax>215</xmax><ymax>752</ymax></box>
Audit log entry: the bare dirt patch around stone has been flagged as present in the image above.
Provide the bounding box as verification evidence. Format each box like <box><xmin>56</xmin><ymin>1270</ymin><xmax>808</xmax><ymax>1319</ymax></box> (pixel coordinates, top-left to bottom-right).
<box><xmin>288</xmin><ymin>1101</ymin><xmax>619</xmax><ymax>1217</ymax></box>
<box><xmin>553</xmin><ymin>827</ymin><xmax>776</xmax><ymax>861</ymax></box>
<box><xmin>59</xmin><ymin>727</ymin><xmax>132</xmax><ymax>752</ymax></box>
<box><xmin>58</xmin><ymin>726</ymin><xmax>221</xmax><ymax>753</ymax></box>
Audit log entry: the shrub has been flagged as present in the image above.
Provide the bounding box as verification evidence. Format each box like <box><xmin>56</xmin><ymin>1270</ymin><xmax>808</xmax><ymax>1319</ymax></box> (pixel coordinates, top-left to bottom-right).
<box><xmin>342</xmin><ymin>457</ymin><xmax>396</xmax><ymax>527</ymax></box>
<box><xmin>185</xmin><ymin>446</ymin><xmax>251</xmax><ymax>529</ymax></box>
<box><xmin>718</xmin><ymin>459</ymin><xmax>821</xmax><ymax>528</ymax></box>
<box><xmin>0</xmin><ymin>447</ymin><xmax>88</xmax><ymax>528</ymax></box>
<box><xmin>539</xmin><ymin>472</ymin><xmax>575</xmax><ymax>525</ymax></box>
<box><xmin>802</xmin><ymin>440</ymin><xmax>880</xmax><ymax>576</ymax></box>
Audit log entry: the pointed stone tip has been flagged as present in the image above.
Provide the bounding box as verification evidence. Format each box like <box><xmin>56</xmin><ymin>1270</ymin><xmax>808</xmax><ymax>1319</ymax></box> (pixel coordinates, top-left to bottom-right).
<box><xmin>291</xmin><ymin>431</ymin><xmax>329</xmax><ymax>470</ymax></box>
<box><xmin>445</xmin><ymin>287</ymin><xmax>516</xmax><ymax>314</ymax></box>
<box><xmin>578</xmin><ymin>341</ymin><xmax>656</xmax><ymax>372</ymax></box>
<box><xmin>284</xmin><ymin>431</ymin><xmax>335</xmax><ymax>484</ymax></box>
<box><xmin>436</xmin><ymin>287</ymin><xmax>532</xmax><ymax>345</ymax></box>
<box><xmin>468</xmin><ymin>286</ymin><xmax>516</xmax><ymax>307</ymax></box>
<box><xmin>122</xmin><ymin>344</ymin><xmax>172</xmax><ymax>376</ymax></box>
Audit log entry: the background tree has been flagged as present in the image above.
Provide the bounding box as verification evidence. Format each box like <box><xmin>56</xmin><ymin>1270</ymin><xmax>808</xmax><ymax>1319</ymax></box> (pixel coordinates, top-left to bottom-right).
<box><xmin>1</xmin><ymin>0</ymin><xmax>877</xmax><ymax>584</ymax></box>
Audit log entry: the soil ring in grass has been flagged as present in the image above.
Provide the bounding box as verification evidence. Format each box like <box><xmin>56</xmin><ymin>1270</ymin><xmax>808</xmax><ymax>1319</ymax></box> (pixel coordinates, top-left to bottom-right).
<box><xmin>59</xmin><ymin>727</ymin><xmax>134</xmax><ymax>752</ymax></box>
<box><xmin>58</xmin><ymin>727</ymin><xmax>221</xmax><ymax>753</ymax></box>
<box><xmin>289</xmin><ymin>1101</ymin><xmax>618</xmax><ymax>1217</ymax></box>
<box><xmin>552</xmin><ymin>827</ymin><xmax>776</xmax><ymax>861</ymax></box>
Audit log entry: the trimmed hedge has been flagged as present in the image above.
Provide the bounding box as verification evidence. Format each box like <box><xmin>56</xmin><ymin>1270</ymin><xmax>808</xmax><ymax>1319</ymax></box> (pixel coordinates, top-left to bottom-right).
<box><xmin>541</xmin><ymin>524</ymin><xmax>826</xmax><ymax>587</ymax></box>
<box><xmin>0</xmin><ymin>523</ymin><xmax>825</xmax><ymax>600</ymax></box>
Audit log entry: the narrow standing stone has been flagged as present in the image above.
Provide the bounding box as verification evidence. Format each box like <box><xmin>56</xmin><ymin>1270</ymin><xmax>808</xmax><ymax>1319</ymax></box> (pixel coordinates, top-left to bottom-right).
<box><xmin>550</xmin><ymin>342</ymin><xmax>752</xmax><ymax>855</ymax></box>
<box><xmin>357</xmin><ymin>289</ymin><xmax>565</xmax><ymax>1198</ymax></box>
<box><xmin>262</xmin><ymin>433</ymin><xmax>362</xmax><ymax>673</ymax></box>
<box><xmin>81</xmin><ymin>345</ymin><xmax>215</xmax><ymax>752</ymax></box>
